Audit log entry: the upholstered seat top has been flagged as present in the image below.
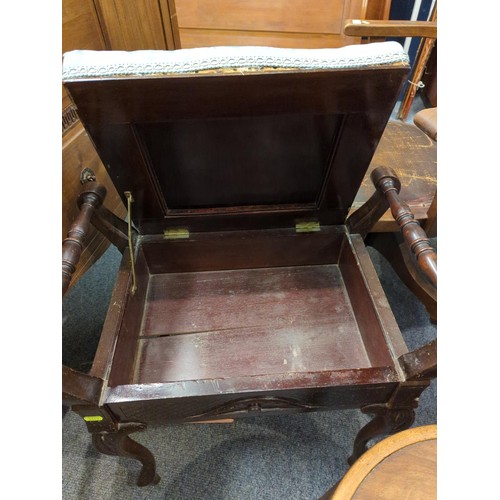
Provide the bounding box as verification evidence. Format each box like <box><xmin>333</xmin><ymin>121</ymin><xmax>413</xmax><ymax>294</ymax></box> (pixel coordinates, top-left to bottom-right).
<box><xmin>62</xmin><ymin>42</ymin><xmax>408</xmax><ymax>80</ymax></box>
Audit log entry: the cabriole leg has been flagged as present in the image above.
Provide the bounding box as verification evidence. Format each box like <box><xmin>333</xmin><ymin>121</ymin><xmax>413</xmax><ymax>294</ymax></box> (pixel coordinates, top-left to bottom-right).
<box><xmin>348</xmin><ymin>405</ymin><xmax>415</xmax><ymax>465</ymax></box>
<box><xmin>92</xmin><ymin>423</ymin><xmax>160</xmax><ymax>486</ymax></box>
<box><xmin>73</xmin><ymin>406</ymin><xmax>160</xmax><ymax>487</ymax></box>
<box><xmin>348</xmin><ymin>381</ymin><xmax>430</xmax><ymax>465</ymax></box>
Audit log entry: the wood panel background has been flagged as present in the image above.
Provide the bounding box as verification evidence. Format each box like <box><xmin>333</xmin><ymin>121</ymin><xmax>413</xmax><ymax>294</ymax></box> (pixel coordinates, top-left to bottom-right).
<box><xmin>93</xmin><ymin>0</ymin><xmax>180</xmax><ymax>50</ymax></box>
<box><xmin>175</xmin><ymin>0</ymin><xmax>375</xmax><ymax>48</ymax></box>
<box><xmin>62</xmin><ymin>0</ymin><xmax>107</xmax><ymax>110</ymax></box>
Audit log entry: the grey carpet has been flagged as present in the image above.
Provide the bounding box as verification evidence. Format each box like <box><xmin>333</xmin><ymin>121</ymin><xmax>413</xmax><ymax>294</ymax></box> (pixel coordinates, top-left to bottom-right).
<box><xmin>62</xmin><ymin>239</ymin><xmax>436</xmax><ymax>500</ymax></box>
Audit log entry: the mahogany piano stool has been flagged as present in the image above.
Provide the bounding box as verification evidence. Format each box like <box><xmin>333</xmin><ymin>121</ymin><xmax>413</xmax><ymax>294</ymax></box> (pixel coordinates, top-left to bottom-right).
<box><xmin>61</xmin><ymin>43</ymin><xmax>437</xmax><ymax>488</ymax></box>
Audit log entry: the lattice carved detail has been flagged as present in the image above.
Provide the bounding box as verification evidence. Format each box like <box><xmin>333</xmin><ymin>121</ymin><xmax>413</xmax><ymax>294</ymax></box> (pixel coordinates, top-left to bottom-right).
<box><xmin>62</xmin><ymin>104</ymin><xmax>80</xmax><ymax>135</ymax></box>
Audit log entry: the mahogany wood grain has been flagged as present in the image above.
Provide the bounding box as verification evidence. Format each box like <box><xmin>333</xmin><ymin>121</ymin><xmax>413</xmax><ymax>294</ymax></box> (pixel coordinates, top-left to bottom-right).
<box><xmin>398</xmin><ymin>340</ymin><xmax>437</xmax><ymax>381</ymax></box>
<box><xmin>89</xmin><ymin>252</ymin><xmax>136</xmax><ymax>380</ymax></box>
<box><xmin>108</xmin><ymin>247</ymin><xmax>150</xmax><ymax>386</ymax></box>
<box><xmin>347</xmin><ymin>380</ymin><xmax>430</xmax><ymax>465</ymax></box>
<box><xmin>62</xmin><ymin>124</ymin><xmax>126</xmax><ymax>287</ymax></box>
<box><xmin>140</xmin><ymin>113</ymin><xmax>341</xmax><ymax>209</ymax></box>
<box><xmin>90</xmin><ymin>205</ymin><xmax>130</xmax><ymax>253</ymax></box>
<box><xmin>109</xmin><ymin>367</ymin><xmax>400</xmax><ymax>405</ymax></box>
<box><xmin>107</xmin><ymin>378</ymin><xmax>399</xmax><ymax>424</ymax></box>
<box><xmin>92</xmin><ymin>424</ymin><xmax>160</xmax><ymax>486</ymax></box>
<box><xmin>103</xmin><ymin>229</ymin><xmax>408</xmax><ymax>387</ymax></box>
<box><xmin>141</xmin><ymin>226</ymin><xmax>345</xmax><ymax>274</ymax></box>
<box><xmin>64</xmin><ymin>64</ymin><xmax>408</xmax><ymax>233</ymax></box>
<box><xmin>61</xmin><ymin>40</ymin><xmax>436</xmax><ymax>488</ymax></box>
<box><xmin>346</xmin><ymin>187</ymin><xmax>388</xmax><ymax>238</ymax></box>
<box><xmin>319</xmin><ymin>113</ymin><xmax>392</xmax><ymax>225</ymax></box>
<box><xmin>140</xmin><ymin>227</ymin><xmax>345</xmax><ymax>274</ymax></box>
<box><xmin>72</xmin><ymin>403</ymin><xmax>162</xmax><ymax>487</ymax></box>
<box><xmin>342</xmin><ymin>235</ymin><xmax>408</xmax><ymax>364</ymax></box>
<box><xmin>135</xmin><ymin>265</ymin><xmax>370</xmax><ymax>383</ymax></box>
<box><xmin>141</xmin><ymin>265</ymin><xmax>355</xmax><ymax>336</ymax></box>
<box><xmin>62</xmin><ymin>365</ymin><xmax>104</xmax><ymax>405</ymax></box>
<box><xmin>62</xmin><ymin>182</ymin><xmax>107</xmax><ymax>295</ymax></box>
<box><xmin>66</xmin><ymin>67</ymin><xmax>407</xmax><ymax>122</ymax></box>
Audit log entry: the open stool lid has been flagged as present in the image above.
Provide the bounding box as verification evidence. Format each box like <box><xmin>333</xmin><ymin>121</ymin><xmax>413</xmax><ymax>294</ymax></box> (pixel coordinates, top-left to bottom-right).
<box><xmin>63</xmin><ymin>42</ymin><xmax>409</xmax><ymax>233</ymax></box>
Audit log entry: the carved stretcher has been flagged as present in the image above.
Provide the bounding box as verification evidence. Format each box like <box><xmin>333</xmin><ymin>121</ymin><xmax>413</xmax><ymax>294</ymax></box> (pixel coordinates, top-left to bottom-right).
<box><xmin>62</xmin><ymin>43</ymin><xmax>437</xmax><ymax>487</ymax></box>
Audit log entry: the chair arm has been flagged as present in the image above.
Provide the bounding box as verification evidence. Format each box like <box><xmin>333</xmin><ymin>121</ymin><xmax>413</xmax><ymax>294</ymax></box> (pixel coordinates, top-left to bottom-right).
<box><xmin>62</xmin><ymin>182</ymin><xmax>107</xmax><ymax>296</ymax></box>
<box><xmin>91</xmin><ymin>205</ymin><xmax>130</xmax><ymax>253</ymax></box>
<box><xmin>371</xmin><ymin>167</ymin><xmax>436</xmax><ymax>286</ymax></box>
<box><xmin>413</xmin><ymin>107</ymin><xmax>437</xmax><ymax>141</ymax></box>
<box><xmin>344</xmin><ymin>19</ymin><xmax>437</xmax><ymax>39</ymax></box>
<box><xmin>398</xmin><ymin>339</ymin><xmax>436</xmax><ymax>381</ymax></box>
<box><xmin>62</xmin><ymin>365</ymin><xmax>105</xmax><ymax>405</ymax></box>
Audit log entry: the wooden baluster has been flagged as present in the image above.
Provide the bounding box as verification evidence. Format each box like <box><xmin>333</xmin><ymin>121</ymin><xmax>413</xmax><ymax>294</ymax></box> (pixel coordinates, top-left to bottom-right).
<box><xmin>371</xmin><ymin>167</ymin><xmax>437</xmax><ymax>287</ymax></box>
<box><xmin>62</xmin><ymin>182</ymin><xmax>107</xmax><ymax>296</ymax></box>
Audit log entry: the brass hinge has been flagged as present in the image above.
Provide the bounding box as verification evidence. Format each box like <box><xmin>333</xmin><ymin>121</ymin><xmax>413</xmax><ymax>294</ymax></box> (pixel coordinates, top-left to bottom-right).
<box><xmin>295</xmin><ymin>221</ymin><xmax>321</xmax><ymax>233</ymax></box>
<box><xmin>164</xmin><ymin>228</ymin><xmax>190</xmax><ymax>240</ymax></box>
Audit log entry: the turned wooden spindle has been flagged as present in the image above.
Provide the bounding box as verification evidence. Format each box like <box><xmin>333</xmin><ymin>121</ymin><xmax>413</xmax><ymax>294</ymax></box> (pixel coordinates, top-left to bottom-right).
<box><xmin>62</xmin><ymin>182</ymin><xmax>107</xmax><ymax>296</ymax></box>
<box><xmin>371</xmin><ymin>167</ymin><xmax>437</xmax><ymax>287</ymax></box>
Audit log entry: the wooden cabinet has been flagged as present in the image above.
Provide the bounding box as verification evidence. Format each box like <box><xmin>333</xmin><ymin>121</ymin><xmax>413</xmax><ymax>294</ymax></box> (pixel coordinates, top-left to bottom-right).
<box><xmin>62</xmin><ymin>0</ymin><xmax>119</xmax><ymax>287</ymax></box>
<box><xmin>174</xmin><ymin>0</ymin><xmax>389</xmax><ymax>48</ymax></box>
<box><xmin>92</xmin><ymin>0</ymin><xmax>180</xmax><ymax>50</ymax></box>
<box><xmin>62</xmin><ymin>0</ymin><xmax>107</xmax><ymax>110</ymax></box>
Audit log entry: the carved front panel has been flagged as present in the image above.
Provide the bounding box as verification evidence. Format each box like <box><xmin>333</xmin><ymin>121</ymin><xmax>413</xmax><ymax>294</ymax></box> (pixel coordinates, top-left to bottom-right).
<box><xmin>107</xmin><ymin>384</ymin><xmax>397</xmax><ymax>424</ymax></box>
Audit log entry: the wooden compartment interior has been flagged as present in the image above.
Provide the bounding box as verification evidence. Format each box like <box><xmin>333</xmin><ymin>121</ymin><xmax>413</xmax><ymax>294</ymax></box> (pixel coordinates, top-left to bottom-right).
<box><xmin>106</xmin><ymin>227</ymin><xmax>398</xmax><ymax>387</ymax></box>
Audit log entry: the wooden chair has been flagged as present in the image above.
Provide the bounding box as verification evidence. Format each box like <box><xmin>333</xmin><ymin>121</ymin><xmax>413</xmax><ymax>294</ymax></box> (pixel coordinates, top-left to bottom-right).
<box><xmin>345</xmin><ymin>19</ymin><xmax>438</xmax><ymax>322</ymax></box>
<box><xmin>321</xmin><ymin>425</ymin><xmax>437</xmax><ymax>499</ymax></box>
<box><xmin>62</xmin><ymin>42</ymin><xmax>436</xmax><ymax>487</ymax></box>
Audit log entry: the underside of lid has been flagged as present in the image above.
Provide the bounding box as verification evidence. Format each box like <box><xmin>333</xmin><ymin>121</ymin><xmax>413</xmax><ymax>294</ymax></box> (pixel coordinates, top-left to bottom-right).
<box><xmin>63</xmin><ymin>43</ymin><xmax>409</xmax><ymax>233</ymax></box>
